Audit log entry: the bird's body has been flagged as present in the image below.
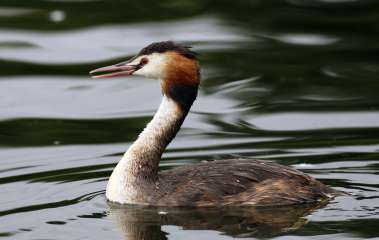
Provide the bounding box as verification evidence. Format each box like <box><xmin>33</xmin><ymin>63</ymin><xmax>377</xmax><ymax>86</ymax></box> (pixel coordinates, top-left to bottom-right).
<box><xmin>90</xmin><ymin>41</ymin><xmax>344</xmax><ymax>207</ymax></box>
<box><xmin>132</xmin><ymin>159</ymin><xmax>339</xmax><ymax>207</ymax></box>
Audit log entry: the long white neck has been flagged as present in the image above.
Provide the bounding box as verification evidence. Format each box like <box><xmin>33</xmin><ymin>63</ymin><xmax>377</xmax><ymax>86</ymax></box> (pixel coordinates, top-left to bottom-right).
<box><xmin>106</xmin><ymin>96</ymin><xmax>186</xmax><ymax>204</ymax></box>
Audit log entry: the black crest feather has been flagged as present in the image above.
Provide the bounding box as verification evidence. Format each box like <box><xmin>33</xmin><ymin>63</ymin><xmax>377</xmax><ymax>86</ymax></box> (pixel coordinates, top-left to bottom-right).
<box><xmin>138</xmin><ymin>41</ymin><xmax>197</xmax><ymax>60</ymax></box>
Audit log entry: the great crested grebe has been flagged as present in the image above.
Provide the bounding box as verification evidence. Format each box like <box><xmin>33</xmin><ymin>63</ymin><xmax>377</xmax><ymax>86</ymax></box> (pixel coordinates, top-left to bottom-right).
<box><xmin>90</xmin><ymin>41</ymin><xmax>343</xmax><ymax>206</ymax></box>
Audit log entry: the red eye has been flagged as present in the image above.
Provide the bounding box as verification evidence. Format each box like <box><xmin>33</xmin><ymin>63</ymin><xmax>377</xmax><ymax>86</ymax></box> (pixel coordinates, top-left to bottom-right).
<box><xmin>140</xmin><ymin>58</ymin><xmax>149</xmax><ymax>65</ymax></box>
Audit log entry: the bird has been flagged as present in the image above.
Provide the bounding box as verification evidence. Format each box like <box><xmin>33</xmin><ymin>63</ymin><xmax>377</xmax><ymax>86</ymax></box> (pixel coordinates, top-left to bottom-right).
<box><xmin>90</xmin><ymin>41</ymin><xmax>344</xmax><ymax>207</ymax></box>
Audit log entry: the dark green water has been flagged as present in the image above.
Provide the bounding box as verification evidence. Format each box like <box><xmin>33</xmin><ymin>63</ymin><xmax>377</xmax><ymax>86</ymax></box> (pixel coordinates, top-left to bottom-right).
<box><xmin>1</xmin><ymin>0</ymin><xmax>379</xmax><ymax>239</ymax></box>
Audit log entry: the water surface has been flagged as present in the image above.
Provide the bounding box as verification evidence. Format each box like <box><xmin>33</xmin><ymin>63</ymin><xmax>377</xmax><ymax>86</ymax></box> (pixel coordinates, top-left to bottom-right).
<box><xmin>0</xmin><ymin>0</ymin><xmax>379</xmax><ymax>239</ymax></box>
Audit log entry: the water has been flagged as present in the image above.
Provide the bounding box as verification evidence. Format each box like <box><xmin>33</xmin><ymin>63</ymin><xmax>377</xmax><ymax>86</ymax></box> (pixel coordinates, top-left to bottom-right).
<box><xmin>1</xmin><ymin>0</ymin><xmax>379</xmax><ymax>239</ymax></box>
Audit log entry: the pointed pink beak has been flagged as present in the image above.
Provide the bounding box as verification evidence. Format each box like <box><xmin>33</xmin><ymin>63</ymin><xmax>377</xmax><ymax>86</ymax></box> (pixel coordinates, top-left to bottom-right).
<box><xmin>89</xmin><ymin>61</ymin><xmax>139</xmax><ymax>79</ymax></box>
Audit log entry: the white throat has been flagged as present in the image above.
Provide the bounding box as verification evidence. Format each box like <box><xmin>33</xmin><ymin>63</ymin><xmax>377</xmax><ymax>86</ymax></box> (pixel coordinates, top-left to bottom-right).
<box><xmin>106</xmin><ymin>96</ymin><xmax>185</xmax><ymax>204</ymax></box>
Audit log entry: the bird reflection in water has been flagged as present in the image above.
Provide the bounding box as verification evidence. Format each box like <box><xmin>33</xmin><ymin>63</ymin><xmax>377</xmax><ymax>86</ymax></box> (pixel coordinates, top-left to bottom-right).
<box><xmin>108</xmin><ymin>201</ymin><xmax>327</xmax><ymax>239</ymax></box>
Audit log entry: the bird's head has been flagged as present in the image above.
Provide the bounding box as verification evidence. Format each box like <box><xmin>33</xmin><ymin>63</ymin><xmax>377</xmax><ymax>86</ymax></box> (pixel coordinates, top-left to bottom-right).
<box><xmin>90</xmin><ymin>41</ymin><xmax>200</xmax><ymax>110</ymax></box>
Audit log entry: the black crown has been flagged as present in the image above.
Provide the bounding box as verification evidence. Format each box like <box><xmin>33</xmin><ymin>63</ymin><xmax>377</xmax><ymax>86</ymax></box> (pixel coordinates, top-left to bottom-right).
<box><xmin>138</xmin><ymin>41</ymin><xmax>197</xmax><ymax>60</ymax></box>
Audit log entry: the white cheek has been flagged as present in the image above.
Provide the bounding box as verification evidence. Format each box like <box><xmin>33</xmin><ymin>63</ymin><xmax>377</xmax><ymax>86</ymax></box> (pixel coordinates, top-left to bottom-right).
<box><xmin>133</xmin><ymin>53</ymin><xmax>167</xmax><ymax>80</ymax></box>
